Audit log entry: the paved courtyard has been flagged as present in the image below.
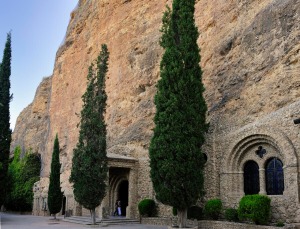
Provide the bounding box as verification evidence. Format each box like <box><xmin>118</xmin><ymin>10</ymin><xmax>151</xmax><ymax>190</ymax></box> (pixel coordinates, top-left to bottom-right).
<box><xmin>0</xmin><ymin>213</ymin><xmax>168</xmax><ymax>229</ymax></box>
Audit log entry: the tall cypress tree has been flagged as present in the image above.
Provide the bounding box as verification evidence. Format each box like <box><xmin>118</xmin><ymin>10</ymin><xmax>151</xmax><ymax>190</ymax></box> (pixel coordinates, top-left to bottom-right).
<box><xmin>70</xmin><ymin>44</ymin><xmax>109</xmax><ymax>225</ymax></box>
<box><xmin>149</xmin><ymin>1</ymin><xmax>207</xmax><ymax>228</ymax></box>
<box><xmin>0</xmin><ymin>32</ymin><xmax>12</xmax><ymax>207</ymax></box>
<box><xmin>48</xmin><ymin>134</ymin><xmax>63</xmax><ymax>219</ymax></box>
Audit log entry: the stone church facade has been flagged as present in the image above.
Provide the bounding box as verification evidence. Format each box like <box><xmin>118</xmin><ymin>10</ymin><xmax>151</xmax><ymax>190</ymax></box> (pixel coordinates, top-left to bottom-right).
<box><xmin>10</xmin><ymin>0</ymin><xmax>300</xmax><ymax>223</ymax></box>
<box><xmin>203</xmin><ymin>101</ymin><xmax>300</xmax><ymax>222</ymax></box>
<box><xmin>31</xmin><ymin>101</ymin><xmax>300</xmax><ymax>222</ymax></box>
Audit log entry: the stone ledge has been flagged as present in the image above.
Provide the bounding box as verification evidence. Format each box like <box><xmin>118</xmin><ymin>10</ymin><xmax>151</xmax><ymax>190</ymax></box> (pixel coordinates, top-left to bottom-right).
<box><xmin>142</xmin><ymin>218</ymin><xmax>296</xmax><ymax>229</ymax></box>
<box><xmin>168</xmin><ymin>227</ymin><xmax>198</xmax><ymax>229</ymax></box>
<box><xmin>198</xmin><ymin>220</ymin><xmax>296</xmax><ymax>229</ymax></box>
<box><xmin>141</xmin><ymin>217</ymin><xmax>197</xmax><ymax>227</ymax></box>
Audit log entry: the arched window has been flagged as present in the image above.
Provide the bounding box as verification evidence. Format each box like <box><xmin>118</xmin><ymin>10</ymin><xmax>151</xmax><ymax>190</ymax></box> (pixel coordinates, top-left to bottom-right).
<box><xmin>244</xmin><ymin>160</ymin><xmax>260</xmax><ymax>195</ymax></box>
<box><xmin>265</xmin><ymin>158</ymin><xmax>284</xmax><ymax>195</ymax></box>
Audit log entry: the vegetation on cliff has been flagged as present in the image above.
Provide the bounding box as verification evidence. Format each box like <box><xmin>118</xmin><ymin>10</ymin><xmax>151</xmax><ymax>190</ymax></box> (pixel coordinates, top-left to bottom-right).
<box><xmin>70</xmin><ymin>44</ymin><xmax>109</xmax><ymax>225</ymax></box>
<box><xmin>47</xmin><ymin>134</ymin><xmax>63</xmax><ymax>219</ymax></box>
<box><xmin>5</xmin><ymin>146</ymin><xmax>40</xmax><ymax>211</ymax></box>
<box><xmin>149</xmin><ymin>0</ymin><xmax>208</xmax><ymax>227</ymax></box>
<box><xmin>0</xmin><ymin>32</ymin><xmax>12</xmax><ymax>206</ymax></box>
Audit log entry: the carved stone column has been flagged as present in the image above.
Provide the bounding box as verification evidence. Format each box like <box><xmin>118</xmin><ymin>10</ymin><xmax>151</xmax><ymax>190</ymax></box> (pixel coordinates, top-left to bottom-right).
<box><xmin>238</xmin><ymin>171</ymin><xmax>244</xmax><ymax>196</ymax></box>
<box><xmin>127</xmin><ymin>165</ymin><xmax>138</xmax><ymax>218</ymax></box>
<box><xmin>259</xmin><ymin>168</ymin><xmax>267</xmax><ymax>195</ymax></box>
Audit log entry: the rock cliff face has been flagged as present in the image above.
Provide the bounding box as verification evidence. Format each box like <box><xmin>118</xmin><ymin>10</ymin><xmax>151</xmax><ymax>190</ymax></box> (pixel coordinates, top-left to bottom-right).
<box><xmin>11</xmin><ymin>76</ymin><xmax>51</xmax><ymax>158</ymax></box>
<box><xmin>11</xmin><ymin>0</ymin><xmax>300</xmax><ymax>221</ymax></box>
<box><xmin>199</xmin><ymin>0</ymin><xmax>300</xmax><ymax>130</ymax></box>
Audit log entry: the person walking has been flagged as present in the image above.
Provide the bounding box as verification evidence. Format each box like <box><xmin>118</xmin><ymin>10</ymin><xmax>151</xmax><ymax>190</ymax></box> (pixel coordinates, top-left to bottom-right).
<box><xmin>117</xmin><ymin>200</ymin><xmax>121</xmax><ymax>216</ymax></box>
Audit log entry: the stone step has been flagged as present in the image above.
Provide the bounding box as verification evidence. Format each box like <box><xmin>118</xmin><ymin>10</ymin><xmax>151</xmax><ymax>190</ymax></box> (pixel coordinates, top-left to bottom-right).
<box><xmin>63</xmin><ymin>216</ymin><xmax>140</xmax><ymax>225</ymax></box>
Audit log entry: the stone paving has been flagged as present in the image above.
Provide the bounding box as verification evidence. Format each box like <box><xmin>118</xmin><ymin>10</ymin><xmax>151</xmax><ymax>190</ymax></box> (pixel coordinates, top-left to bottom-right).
<box><xmin>0</xmin><ymin>213</ymin><xmax>168</xmax><ymax>229</ymax></box>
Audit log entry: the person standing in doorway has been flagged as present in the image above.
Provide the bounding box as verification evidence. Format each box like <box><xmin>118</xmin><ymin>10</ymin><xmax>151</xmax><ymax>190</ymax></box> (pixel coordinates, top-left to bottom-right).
<box><xmin>117</xmin><ymin>200</ymin><xmax>121</xmax><ymax>216</ymax></box>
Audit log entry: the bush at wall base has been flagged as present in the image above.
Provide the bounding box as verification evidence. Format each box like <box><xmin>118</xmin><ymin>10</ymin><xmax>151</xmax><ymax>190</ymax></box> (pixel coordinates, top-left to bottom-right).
<box><xmin>238</xmin><ymin>194</ymin><xmax>271</xmax><ymax>225</ymax></box>
<box><xmin>225</xmin><ymin>208</ymin><xmax>239</xmax><ymax>222</ymax></box>
<box><xmin>203</xmin><ymin>199</ymin><xmax>222</xmax><ymax>220</ymax></box>
<box><xmin>138</xmin><ymin>199</ymin><xmax>157</xmax><ymax>217</ymax></box>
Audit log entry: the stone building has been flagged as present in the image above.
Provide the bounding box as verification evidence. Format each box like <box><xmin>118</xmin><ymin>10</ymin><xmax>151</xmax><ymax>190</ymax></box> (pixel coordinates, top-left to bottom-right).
<box><xmin>11</xmin><ymin>0</ymin><xmax>300</xmax><ymax>222</ymax></box>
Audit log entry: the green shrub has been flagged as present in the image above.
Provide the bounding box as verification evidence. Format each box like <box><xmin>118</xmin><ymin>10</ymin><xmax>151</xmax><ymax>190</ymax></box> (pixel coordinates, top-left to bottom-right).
<box><xmin>188</xmin><ymin>206</ymin><xmax>203</xmax><ymax>220</ymax></box>
<box><xmin>138</xmin><ymin>199</ymin><xmax>157</xmax><ymax>217</ymax></box>
<box><xmin>238</xmin><ymin>194</ymin><xmax>271</xmax><ymax>225</ymax></box>
<box><xmin>276</xmin><ymin>221</ymin><xmax>284</xmax><ymax>227</ymax></box>
<box><xmin>204</xmin><ymin>199</ymin><xmax>222</xmax><ymax>220</ymax></box>
<box><xmin>225</xmin><ymin>208</ymin><xmax>239</xmax><ymax>222</ymax></box>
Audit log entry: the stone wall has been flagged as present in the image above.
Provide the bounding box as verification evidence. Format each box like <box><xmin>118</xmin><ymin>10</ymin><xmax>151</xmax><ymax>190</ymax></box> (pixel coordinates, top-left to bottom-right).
<box><xmin>141</xmin><ymin>218</ymin><xmax>296</xmax><ymax>229</ymax></box>
<box><xmin>205</xmin><ymin>100</ymin><xmax>300</xmax><ymax>222</ymax></box>
<box><xmin>141</xmin><ymin>217</ymin><xmax>198</xmax><ymax>228</ymax></box>
<box><xmin>198</xmin><ymin>221</ymin><xmax>296</xmax><ymax>229</ymax></box>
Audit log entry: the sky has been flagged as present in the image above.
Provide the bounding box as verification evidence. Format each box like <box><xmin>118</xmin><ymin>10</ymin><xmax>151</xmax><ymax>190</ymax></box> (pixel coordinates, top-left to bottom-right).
<box><xmin>0</xmin><ymin>0</ymin><xmax>78</xmax><ymax>130</ymax></box>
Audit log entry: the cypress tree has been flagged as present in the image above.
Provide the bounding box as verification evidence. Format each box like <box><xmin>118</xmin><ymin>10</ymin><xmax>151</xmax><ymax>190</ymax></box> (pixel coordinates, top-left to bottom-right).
<box><xmin>0</xmin><ymin>32</ymin><xmax>12</xmax><ymax>207</ymax></box>
<box><xmin>149</xmin><ymin>1</ymin><xmax>208</xmax><ymax>228</ymax></box>
<box><xmin>70</xmin><ymin>44</ymin><xmax>109</xmax><ymax>225</ymax></box>
<box><xmin>48</xmin><ymin>134</ymin><xmax>63</xmax><ymax>219</ymax></box>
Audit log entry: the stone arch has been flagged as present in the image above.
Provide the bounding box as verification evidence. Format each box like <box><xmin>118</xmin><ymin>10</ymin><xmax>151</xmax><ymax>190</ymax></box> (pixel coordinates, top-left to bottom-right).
<box><xmin>234</xmin><ymin>135</ymin><xmax>285</xmax><ymax>171</ymax></box>
<box><xmin>108</xmin><ymin>168</ymin><xmax>130</xmax><ymax>216</ymax></box>
<box><xmin>223</xmin><ymin>125</ymin><xmax>297</xmax><ymax>173</ymax></box>
<box><xmin>220</xmin><ymin>125</ymin><xmax>299</xmax><ymax>204</ymax></box>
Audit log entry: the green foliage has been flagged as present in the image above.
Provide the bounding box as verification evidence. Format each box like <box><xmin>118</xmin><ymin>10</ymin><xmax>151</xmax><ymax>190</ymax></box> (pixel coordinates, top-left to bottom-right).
<box><xmin>187</xmin><ymin>206</ymin><xmax>203</xmax><ymax>220</ymax></box>
<box><xmin>238</xmin><ymin>194</ymin><xmax>271</xmax><ymax>225</ymax></box>
<box><xmin>5</xmin><ymin>146</ymin><xmax>41</xmax><ymax>211</ymax></box>
<box><xmin>70</xmin><ymin>44</ymin><xmax>109</xmax><ymax>214</ymax></box>
<box><xmin>276</xmin><ymin>221</ymin><xmax>285</xmax><ymax>227</ymax></box>
<box><xmin>0</xmin><ymin>32</ymin><xmax>12</xmax><ymax>206</ymax></box>
<box><xmin>204</xmin><ymin>199</ymin><xmax>222</xmax><ymax>220</ymax></box>
<box><xmin>21</xmin><ymin>153</ymin><xmax>41</xmax><ymax>208</ymax></box>
<box><xmin>149</xmin><ymin>0</ymin><xmax>208</xmax><ymax>224</ymax></box>
<box><xmin>138</xmin><ymin>199</ymin><xmax>157</xmax><ymax>217</ymax></box>
<box><xmin>48</xmin><ymin>134</ymin><xmax>63</xmax><ymax>215</ymax></box>
<box><xmin>225</xmin><ymin>208</ymin><xmax>239</xmax><ymax>222</ymax></box>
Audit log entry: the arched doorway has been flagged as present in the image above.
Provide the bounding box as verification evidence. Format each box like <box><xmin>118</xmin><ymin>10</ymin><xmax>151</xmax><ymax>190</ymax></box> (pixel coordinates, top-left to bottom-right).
<box><xmin>118</xmin><ymin>180</ymin><xmax>128</xmax><ymax>216</ymax></box>
<box><xmin>244</xmin><ymin>160</ymin><xmax>260</xmax><ymax>195</ymax></box>
<box><xmin>109</xmin><ymin>167</ymin><xmax>131</xmax><ymax>217</ymax></box>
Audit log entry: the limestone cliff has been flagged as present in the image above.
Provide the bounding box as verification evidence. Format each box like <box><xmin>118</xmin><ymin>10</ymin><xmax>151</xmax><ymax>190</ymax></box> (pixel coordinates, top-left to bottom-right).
<box><xmin>11</xmin><ymin>76</ymin><xmax>51</xmax><ymax>159</ymax></box>
<box><xmin>199</xmin><ymin>0</ymin><xmax>300</xmax><ymax>131</ymax></box>
<box><xmin>11</xmin><ymin>0</ymin><xmax>300</xmax><ymax>219</ymax></box>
